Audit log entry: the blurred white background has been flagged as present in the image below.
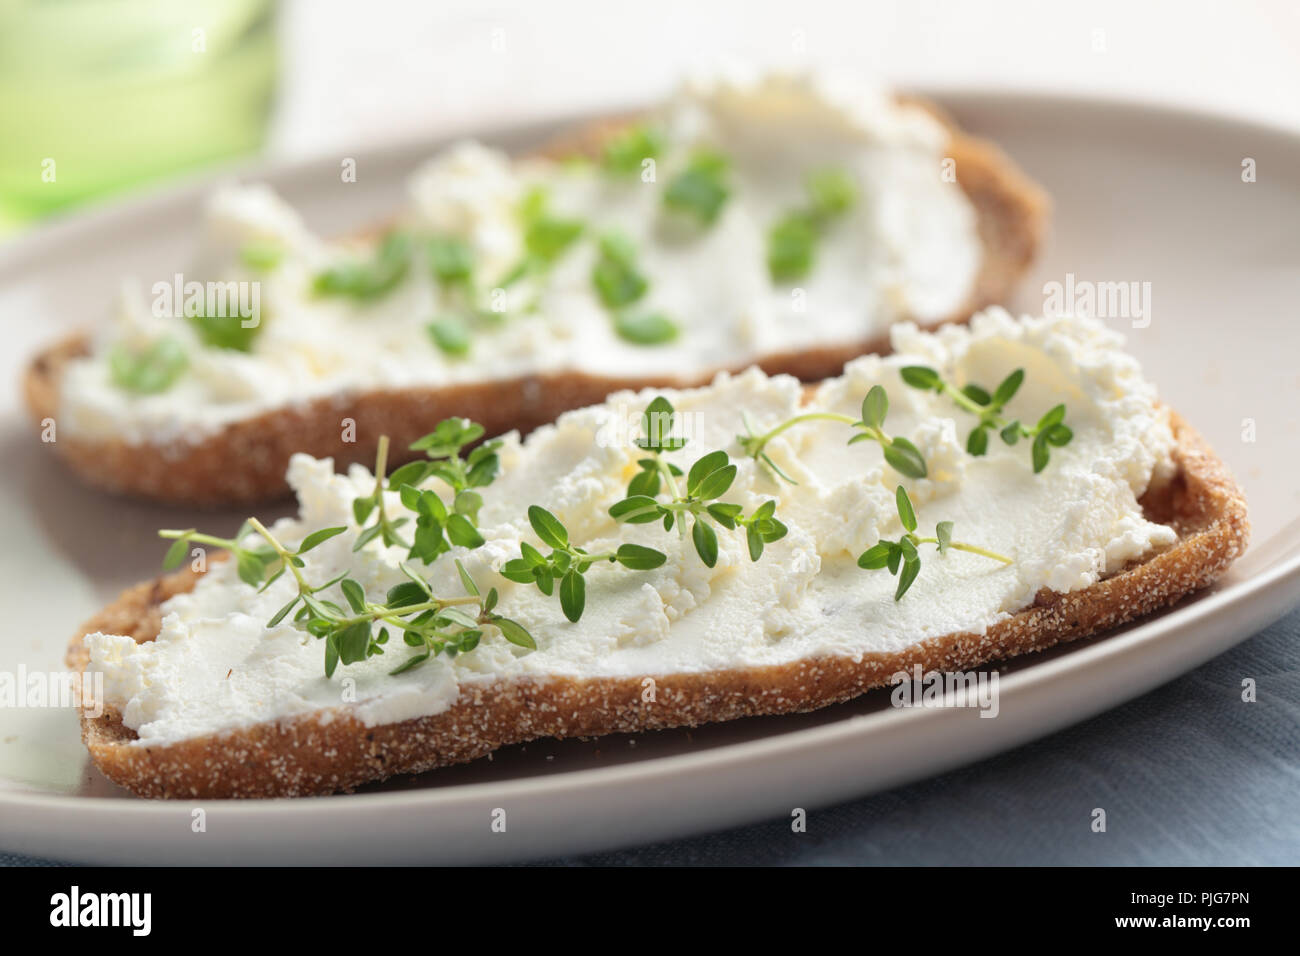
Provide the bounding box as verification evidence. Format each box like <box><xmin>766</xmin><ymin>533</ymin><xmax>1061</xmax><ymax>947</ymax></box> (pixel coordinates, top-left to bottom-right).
<box><xmin>273</xmin><ymin>0</ymin><xmax>1300</xmax><ymax>158</ymax></box>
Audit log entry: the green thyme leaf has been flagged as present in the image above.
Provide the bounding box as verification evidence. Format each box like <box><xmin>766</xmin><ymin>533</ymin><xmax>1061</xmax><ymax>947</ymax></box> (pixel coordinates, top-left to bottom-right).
<box><xmin>610</xmin><ymin>495</ymin><xmax>664</xmax><ymax>524</ymax></box>
<box><xmin>558</xmin><ymin>568</ymin><xmax>585</xmax><ymax>622</ymax></box>
<box><xmin>446</xmin><ymin>513</ymin><xmax>485</xmax><ymax>548</ymax></box>
<box><xmin>693</xmin><ymin>462</ymin><xmax>737</xmax><ymax>501</ymax></box>
<box><xmin>615</xmin><ymin>543</ymin><xmax>667</xmax><ymax>570</ymax></box>
<box><xmin>858</xmin><ymin>541</ymin><xmax>893</xmax><ymax>570</ymax></box>
<box><xmin>353</xmin><ymin>497</ymin><xmax>376</xmax><ymax>525</ymax></box>
<box><xmin>162</xmin><ymin>535</ymin><xmax>191</xmax><ymax>570</ymax></box>
<box><xmin>637</xmin><ymin>396</ymin><xmax>687</xmax><ymax>451</ymax></box>
<box><xmin>687</xmin><ymin>450</ymin><xmax>731</xmax><ymax>496</ymax></box>
<box><xmin>692</xmin><ymin>519</ymin><xmax>719</xmax><ymax>568</ymax></box>
<box><xmin>900</xmin><ymin>365</ymin><xmax>943</xmax><ymax>391</ymax></box>
<box><xmin>894</xmin><ymin>556</ymin><xmax>921</xmax><ymax>601</ymax></box>
<box><xmin>936</xmin><ymin>521</ymin><xmax>953</xmax><ymax>555</ymax></box>
<box><xmin>767</xmin><ymin>212</ymin><xmax>817</xmax><ymax>281</ymax></box>
<box><xmin>1037</xmin><ymin>404</ymin><xmax>1067</xmax><ymax>431</ymax></box>
<box><xmin>493</xmin><ymin>616</ymin><xmax>536</xmax><ymax>650</ymax></box>
<box><xmin>1032</xmin><ymin>432</ymin><xmax>1051</xmax><ymax>473</ymax></box>
<box><xmin>340</xmin><ymin>578</ymin><xmax>367</xmax><ymax>614</ymax></box>
<box><xmin>862</xmin><ymin>385</ymin><xmax>888</xmax><ymax>430</ymax></box>
<box><xmin>297</xmin><ymin>526</ymin><xmax>348</xmax><ymax>554</ymax></box>
<box><xmin>883</xmin><ymin>436</ymin><xmax>928</xmax><ymax>480</ymax></box>
<box><xmin>1045</xmin><ymin>423</ymin><xmax>1073</xmax><ymax>446</ymax></box>
<box><xmin>992</xmin><ymin>369</ymin><xmax>1025</xmax><ymax>407</ymax></box>
<box><xmin>528</xmin><ymin>505</ymin><xmax>568</xmax><ymax>549</ymax></box>
<box><xmin>267</xmin><ymin>594</ymin><xmax>301</xmax><ymax>628</ymax></box>
<box><xmin>895</xmin><ymin>485</ymin><xmax>918</xmax><ymax>533</ymax></box>
<box><xmin>337</xmin><ymin>620</ymin><xmax>373</xmax><ymax>665</ymax></box>
<box><xmin>235</xmin><ymin>551</ymin><xmax>267</xmax><ymax>588</ymax></box>
<box><xmin>324</xmin><ymin>635</ymin><xmax>340</xmax><ymax>678</ymax></box>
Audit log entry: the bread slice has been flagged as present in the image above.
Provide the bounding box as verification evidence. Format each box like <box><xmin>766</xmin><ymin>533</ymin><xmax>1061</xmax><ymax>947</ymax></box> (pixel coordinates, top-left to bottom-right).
<box><xmin>25</xmin><ymin>99</ymin><xmax>1048</xmax><ymax>507</ymax></box>
<box><xmin>66</xmin><ymin>411</ymin><xmax>1246</xmax><ymax>799</ymax></box>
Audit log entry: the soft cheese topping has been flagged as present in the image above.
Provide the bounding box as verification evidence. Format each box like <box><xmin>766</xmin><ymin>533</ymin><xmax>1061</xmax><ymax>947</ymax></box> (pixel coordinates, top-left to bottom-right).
<box><xmin>85</xmin><ymin>311</ymin><xmax>1178</xmax><ymax>746</ymax></box>
<box><xmin>57</xmin><ymin>70</ymin><xmax>979</xmax><ymax>445</ymax></box>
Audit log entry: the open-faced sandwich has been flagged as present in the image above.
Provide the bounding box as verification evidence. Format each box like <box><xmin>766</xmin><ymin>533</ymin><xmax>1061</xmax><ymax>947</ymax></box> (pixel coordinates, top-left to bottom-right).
<box><xmin>26</xmin><ymin>71</ymin><xmax>1046</xmax><ymax>505</ymax></box>
<box><xmin>68</xmin><ymin>310</ymin><xmax>1247</xmax><ymax>798</ymax></box>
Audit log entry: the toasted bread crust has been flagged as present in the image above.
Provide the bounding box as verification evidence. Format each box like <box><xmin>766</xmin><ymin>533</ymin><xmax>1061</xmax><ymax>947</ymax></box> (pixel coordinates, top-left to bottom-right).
<box><xmin>67</xmin><ymin>413</ymin><xmax>1247</xmax><ymax>799</ymax></box>
<box><xmin>25</xmin><ymin>102</ymin><xmax>1048</xmax><ymax>506</ymax></box>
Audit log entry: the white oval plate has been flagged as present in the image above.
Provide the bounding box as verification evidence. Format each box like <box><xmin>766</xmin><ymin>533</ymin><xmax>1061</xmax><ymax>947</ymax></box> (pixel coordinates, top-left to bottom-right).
<box><xmin>0</xmin><ymin>90</ymin><xmax>1297</xmax><ymax>865</ymax></box>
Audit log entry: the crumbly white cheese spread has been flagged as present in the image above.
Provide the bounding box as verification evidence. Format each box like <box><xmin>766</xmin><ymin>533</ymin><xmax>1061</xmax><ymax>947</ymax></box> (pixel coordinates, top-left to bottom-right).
<box><xmin>58</xmin><ymin>69</ymin><xmax>980</xmax><ymax>445</ymax></box>
<box><xmin>85</xmin><ymin>311</ymin><xmax>1178</xmax><ymax>746</ymax></box>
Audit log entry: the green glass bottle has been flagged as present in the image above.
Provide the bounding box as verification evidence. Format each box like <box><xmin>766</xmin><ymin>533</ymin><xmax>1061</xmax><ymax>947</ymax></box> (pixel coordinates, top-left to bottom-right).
<box><xmin>0</xmin><ymin>0</ymin><xmax>278</xmax><ymax>232</ymax></box>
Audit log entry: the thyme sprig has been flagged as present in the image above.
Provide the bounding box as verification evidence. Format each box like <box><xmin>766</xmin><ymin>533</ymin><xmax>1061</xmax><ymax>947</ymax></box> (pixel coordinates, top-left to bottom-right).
<box><xmin>500</xmin><ymin>506</ymin><xmax>667</xmax><ymax>622</ymax></box>
<box><xmin>858</xmin><ymin>485</ymin><xmax>1012</xmax><ymax>600</ymax></box>
<box><xmin>738</xmin><ymin>385</ymin><xmax>928</xmax><ymax>483</ymax></box>
<box><xmin>383</xmin><ymin>418</ymin><xmax>502</xmax><ymax>564</ymax></box>
<box><xmin>767</xmin><ymin>167</ymin><xmax>857</xmax><ymax>281</ymax></box>
<box><xmin>157</xmin><ymin>419</ymin><xmax>535</xmax><ymax>678</ymax></box>
<box><xmin>900</xmin><ymin>366</ymin><xmax>1073</xmax><ymax>472</ymax></box>
<box><xmin>591</xmin><ymin>232</ymin><xmax>679</xmax><ymax>345</ymax></box>
<box><xmin>610</xmin><ymin>397</ymin><xmax>788</xmax><ymax>567</ymax></box>
<box><xmin>497</xmin><ymin>186</ymin><xmax>586</xmax><ymax>289</ymax></box>
<box><xmin>351</xmin><ymin>435</ymin><xmax>410</xmax><ymax>552</ymax></box>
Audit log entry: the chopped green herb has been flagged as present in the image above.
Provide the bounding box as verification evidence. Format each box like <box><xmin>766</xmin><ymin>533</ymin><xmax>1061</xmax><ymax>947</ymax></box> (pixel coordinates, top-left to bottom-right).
<box><xmin>588</xmin><ymin>232</ymin><xmax>679</xmax><ymax>345</ymax></box>
<box><xmin>521</xmin><ymin>188</ymin><xmax>585</xmax><ymax>263</ymax></box>
<box><xmin>313</xmin><ymin>232</ymin><xmax>412</xmax><ymax>301</ymax></box>
<box><xmin>428</xmin><ymin>236</ymin><xmax>474</xmax><ymax>286</ymax></box>
<box><xmin>602</xmin><ymin>125</ymin><xmax>665</xmax><ymax>176</ymax></box>
<box><xmin>592</xmin><ymin>232</ymin><xmax>648</xmax><ymax>309</ymax></box>
<box><xmin>496</xmin><ymin>188</ymin><xmax>586</xmax><ymax>288</ymax></box>
<box><xmin>426</xmin><ymin>315</ymin><xmax>471</xmax><ymax>357</ymax></box>
<box><xmin>108</xmin><ymin>337</ymin><xmax>188</xmax><ymax>394</ymax></box>
<box><xmin>766</xmin><ymin>166</ymin><xmax>857</xmax><ymax>282</ymax></box>
<box><xmin>189</xmin><ymin>307</ymin><xmax>261</xmax><ymax>352</ymax></box>
<box><xmin>239</xmin><ymin>240</ymin><xmax>285</xmax><ymax>272</ymax></box>
<box><xmin>766</xmin><ymin>212</ymin><xmax>818</xmax><ymax>281</ymax></box>
<box><xmin>663</xmin><ymin>150</ymin><xmax>731</xmax><ymax>225</ymax></box>
<box><xmin>524</xmin><ymin>215</ymin><xmax>584</xmax><ymax>262</ymax></box>
<box><xmin>806</xmin><ymin>168</ymin><xmax>858</xmax><ymax>220</ymax></box>
<box><xmin>614</xmin><ymin>311</ymin><xmax>678</xmax><ymax>345</ymax></box>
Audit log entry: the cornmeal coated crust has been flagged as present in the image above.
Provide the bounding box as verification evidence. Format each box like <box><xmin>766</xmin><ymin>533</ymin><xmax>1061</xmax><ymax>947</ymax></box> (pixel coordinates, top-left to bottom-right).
<box><xmin>66</xmin><ymin>413</ymin><xmax>1247</xmax><ymax>799</ymax></box>
<box><xmin>25</xmin><ymin>101</ymin><xmax>1049</xmax><ymax>506</ymax></box>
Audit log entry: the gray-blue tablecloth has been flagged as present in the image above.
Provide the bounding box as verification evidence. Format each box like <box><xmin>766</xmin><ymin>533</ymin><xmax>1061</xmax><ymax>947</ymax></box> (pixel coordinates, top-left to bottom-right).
<box><xmin>5</xmin><ymin>607</ymin><xmax>1297</xmax><ymax>867</ymax></box>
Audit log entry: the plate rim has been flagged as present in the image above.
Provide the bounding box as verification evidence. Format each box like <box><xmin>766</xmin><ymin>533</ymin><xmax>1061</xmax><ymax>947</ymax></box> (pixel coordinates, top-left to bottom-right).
<box><xmin>2</xmin><ymin>87</ymin><xmax>1298</xmax><ymax>859</ymax></box>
